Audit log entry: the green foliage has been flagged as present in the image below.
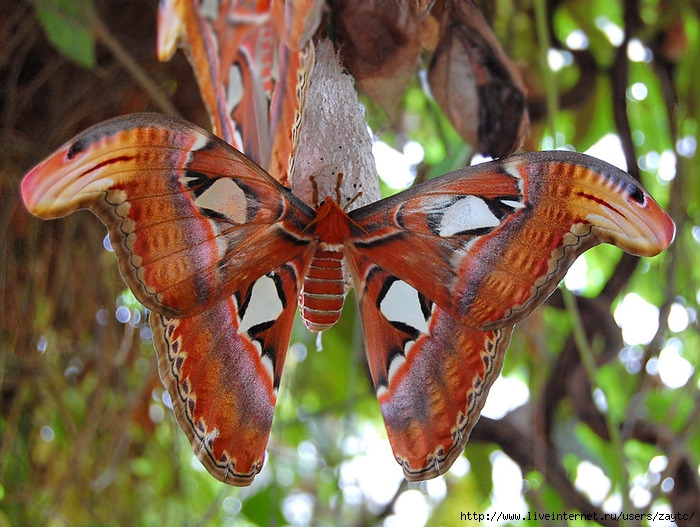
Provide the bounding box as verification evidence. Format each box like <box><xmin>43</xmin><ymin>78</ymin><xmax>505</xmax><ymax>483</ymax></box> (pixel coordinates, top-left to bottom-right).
<box><xmin>34</xmin><ymin>0</ymin><xmax>96</xmax><ymax>68</ymax></box>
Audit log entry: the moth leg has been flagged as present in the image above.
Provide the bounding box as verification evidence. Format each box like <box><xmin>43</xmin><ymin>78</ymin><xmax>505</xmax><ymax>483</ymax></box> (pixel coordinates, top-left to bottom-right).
<box><xmin>310</xmin><ymin>174</ymin><xmax>320</xmax><ymax>207</ymax></box>
<box><xmin>334</xmin><ymin>171</ymin><xmax>344</xmax><ymax>203</ymax></box>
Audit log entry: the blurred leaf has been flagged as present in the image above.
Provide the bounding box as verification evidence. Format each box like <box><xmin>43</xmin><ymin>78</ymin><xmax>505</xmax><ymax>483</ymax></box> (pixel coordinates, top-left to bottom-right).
<box><xmin>623</xmin><ymin>439</ymin><xmax>661</xmax><ymax>478</ymax></box>
<box><xmin>35</xmin><ymin>0</ymin><xmax>96</xmax><ymax>68</ymax></box>
<box><xmin>467</xmin><ymin>443</ymin><xmax>496</xmax><ymax>498</ymax></box>
<box><xmin>428</xmin><ymin>469</ymin><xmax>485</xmax><ymax>526</ymax></box>
<box><xmin>241</xmin><ymin>486</ymin><xmax>286</xmax><ymax>525</ymax></box>
<box><xmin>570</xmin><ymin>77</ymin><xmax>616</xmax><ymax>150</ymax></box>
<box><xmin>595</xmin><ymin>363</ymin><xmax>634</xmax><ymax>425</ymax></box>
<box><xmin>573</xmin><ymin>424</ymin><xmax>623</xmax><ymax>484</ymax></box>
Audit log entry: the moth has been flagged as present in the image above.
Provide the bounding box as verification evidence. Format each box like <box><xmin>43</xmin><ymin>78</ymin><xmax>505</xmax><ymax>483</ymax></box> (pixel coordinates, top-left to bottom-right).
<box><xmin>156</xmin><ymin>0</ymin><xmax>322</xmax><ymax>185</ymax></box>
<box><xmin>21</xmin><ymin>113</ymin><xmax>675</xmax><ymax>485</ymax></box>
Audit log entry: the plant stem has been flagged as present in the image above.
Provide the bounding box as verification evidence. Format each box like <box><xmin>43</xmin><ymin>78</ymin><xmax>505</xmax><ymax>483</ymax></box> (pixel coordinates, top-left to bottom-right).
<box><xmin>562</xmin><ymin>287</ymin><xmax>632</xmax><ymax>524</ymax></box>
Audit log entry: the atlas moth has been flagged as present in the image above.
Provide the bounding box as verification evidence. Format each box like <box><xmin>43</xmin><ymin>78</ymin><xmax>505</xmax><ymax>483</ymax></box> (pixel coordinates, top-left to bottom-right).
<box><xmin>21</xmin><ymin>39</ymin><xmax>674</xmax><ymax>486</ymax></box>
<box><xmin>156</xmin><ymin>0</ymin><xmax>324</xmax><ymax>186</ymax></box>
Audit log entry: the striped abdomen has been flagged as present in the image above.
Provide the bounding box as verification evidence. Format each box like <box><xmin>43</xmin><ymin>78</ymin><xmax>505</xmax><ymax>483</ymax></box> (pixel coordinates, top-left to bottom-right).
<box><xmin>299</xmin><ymin>248</ymin><xmax>347</xmax><ymax>332</ymax></box>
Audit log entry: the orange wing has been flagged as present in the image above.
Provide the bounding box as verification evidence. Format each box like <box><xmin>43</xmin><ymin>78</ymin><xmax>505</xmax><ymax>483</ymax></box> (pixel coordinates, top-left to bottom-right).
<box><xmin>21</xmin><ymin>113</ymin><xmax>319</xmax><ymax>485</ymax></box>
<box><xmin>156</xmin><ymin>0</ymin><xmax>319</xmax><ymax>184</ymax></box>
<box><xmin>343</xmin><ymin>151</ymin><xmax>674</xmax><ymax>480</ymax></box>
<box><xmin>347</xmin><ymin>253</ymin><xmax>513</xmax><ymax>481</ymax></box>
<box><xmin>21</xmin><ymin>113</ymin><xmax>316</xmax><ymax>319</ymax></box>
<box><xmin>152</xmin><ymin>256</ymin><xmax>308</xmax><ymax>485</ymax></box>
<box><xmin>348</xmin><ymin>151</ymin><xmax>675</xmax><ymax>330</ymax></box>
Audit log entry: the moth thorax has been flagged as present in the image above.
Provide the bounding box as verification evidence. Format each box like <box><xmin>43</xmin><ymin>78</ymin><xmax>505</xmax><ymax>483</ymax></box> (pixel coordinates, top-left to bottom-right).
<box><xmin>299</xmin><ymin>248</ymin><xmax>347</xmax><ymax>332</ymax></box>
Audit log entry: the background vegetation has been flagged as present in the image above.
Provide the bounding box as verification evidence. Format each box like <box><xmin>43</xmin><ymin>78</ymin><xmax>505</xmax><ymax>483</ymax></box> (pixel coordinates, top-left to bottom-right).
<box><xmin>1</xmin><ymin>0</ymin><xmax>698</xmax><ymax>525</ymax></box>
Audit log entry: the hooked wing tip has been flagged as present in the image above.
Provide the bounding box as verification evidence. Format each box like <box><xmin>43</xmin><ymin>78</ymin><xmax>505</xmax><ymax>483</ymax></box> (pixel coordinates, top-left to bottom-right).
<box><xmin>20</xmin><ymin>146</ymin><xmax>91</xmax><ymax>220</ymax></box>
<box><xmin>656</xmin><ymin>208</ymin><xmax>676</xmax><ymax>250</ymax></box>
<box><xmin>20</xmin><ymin>157</ymin><xmax>57</xmax><ymax>218</ymax></box>
<box><xmin>627</xmin><ymin>194</ymin><xmax>675</xmax><ymax>257</ymax></box>
<box><xmin>20</xmin><ymin>165</ymin><xmax>39</xmax><ymax>211</ymax></box>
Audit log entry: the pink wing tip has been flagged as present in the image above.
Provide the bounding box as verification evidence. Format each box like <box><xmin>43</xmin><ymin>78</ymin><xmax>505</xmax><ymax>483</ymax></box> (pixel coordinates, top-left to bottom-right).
<box><xmin>658</xmin><ymin>210</ymin><xmax>676</xmax><ymax>249</ymax></box>
<box><xmin>645</xmin><ymin>192</ymin><xmax>676</xmax><ymax>252</ymax></box>
<box><xmin>20</xmin><ymin>146</ymin><xmax>75</xmax><ymax>219</ymax></box>
<box><xmin>20</xmin><ymin>163</ymin><xmax>45</xmax><ymax>214</ymax></box>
